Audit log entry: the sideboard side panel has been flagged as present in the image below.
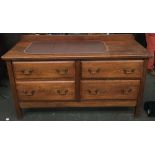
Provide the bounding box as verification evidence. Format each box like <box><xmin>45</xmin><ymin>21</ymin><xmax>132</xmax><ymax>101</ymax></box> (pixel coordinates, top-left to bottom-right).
<box><xmin>6</xmin><ymin>61</ymin><xmax>22</xmax><ymax>118</ymax></box>
<box><xmin>135</xmin><ymin>59</ymin><xmax>148</xmax><ymax>117</ymax></box>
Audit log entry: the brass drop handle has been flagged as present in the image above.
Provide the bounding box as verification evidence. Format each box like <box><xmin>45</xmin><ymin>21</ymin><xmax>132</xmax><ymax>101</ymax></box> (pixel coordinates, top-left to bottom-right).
<box><xmin>123</xmin><ymin>88</ymin><xmax>133</xmax><ymax>95</ymax></box>
<box><xmin>123</xmin><ymin>68</ymin><xmax>135</xmax><ymax>74</ymax></box>
<box><xmin>22</xmin><ymin>69</ymin><xmax>33</xmax><ymax>75</ymax></box>
<box><xmin>57</xmin><ymin>89</ymin><xmax>68</xmax><ymax>95</ymax></box>
<box><xmin>23</xmin><ymin>90</ymin><xmax>35</xmax><ymax>96</ymax></box>
<box><xmin>87</xmin><ymin>89</ymin><xmax>99</xmax><ymax>95</ymax></box>
<box><xmin>88</xmin><ymin>68</ymin><xmax>100</xmax><ymax>74</ymax></box>
<box><xmin>56</xmin><ymin>69</ymin><xmax>69</xmax><ymax>75</ymax></box>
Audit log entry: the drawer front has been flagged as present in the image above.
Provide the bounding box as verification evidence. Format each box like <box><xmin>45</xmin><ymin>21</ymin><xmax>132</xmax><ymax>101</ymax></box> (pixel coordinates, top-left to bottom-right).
<box><xmin>82</xmin><ymin>60</ymin><xmax>143</xmax><ymax>78</ymax></box>
<box><xmin>81</xmin><ymin>80</ymin><xmax>140</xmax><ymax>100</ymax></box>
<box><xmin>13</xmin><ymin>61</ymin><xmax>75</xmax><ymax>79</ymax></box>
<box><xmin>16</xmin><ymin>81</ymin><xmax>75</xmax><ymax>101</ymax></box>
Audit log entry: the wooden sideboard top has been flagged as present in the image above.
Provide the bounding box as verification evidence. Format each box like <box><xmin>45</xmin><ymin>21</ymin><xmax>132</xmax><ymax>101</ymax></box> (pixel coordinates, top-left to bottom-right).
<box><xmin>2</xmin><ymin>34</ymin><xmax>150</xmax><ymax>60</ymax></box>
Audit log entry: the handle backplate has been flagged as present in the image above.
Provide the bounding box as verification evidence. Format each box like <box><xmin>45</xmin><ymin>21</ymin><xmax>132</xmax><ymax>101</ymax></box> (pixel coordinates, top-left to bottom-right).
<box><xmin>56</xmin><ymin>69</ymin><xmax>69</xmax><ymax>75</ymax></box>
<box><xmin>56</xmin><ymin>89</ymin><xmax>69</xmax><ymax>95</ymax></box>
<box><xmin>123</xmin><ymin>68</ymin><xmax>135</xmax><ymax>74</ymax></box>
<box><xmin>88</xmin><ymin>68</ymin><xmax>101</xmax><ymax>75</ymax></box>
<box><xmin>22</xmin><ymin>69</ymin><xmax>33</xmax><ymax>75</ymax></box>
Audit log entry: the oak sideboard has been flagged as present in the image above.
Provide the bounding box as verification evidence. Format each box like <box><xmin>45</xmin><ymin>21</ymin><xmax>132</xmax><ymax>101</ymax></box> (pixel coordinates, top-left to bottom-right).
<box><xmin>2</xmin><ymin>34</ymin><xmax>150</xmax><ymax>119</ymax></box>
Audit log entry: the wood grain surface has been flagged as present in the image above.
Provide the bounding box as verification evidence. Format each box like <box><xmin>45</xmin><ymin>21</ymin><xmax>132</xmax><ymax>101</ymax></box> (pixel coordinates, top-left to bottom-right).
<box><xmin>13</xmin><ymin>61</ymin><xmax>75</xmax><ymax>80</ymax></box>
<box><xmin>81</xmin><ymin>80</ymin><xmax>140</xmax><ymax>100</ymax></box>
<box><xmin>16</xmin><ymin>81</ymin><xmax>75</xmax><ymax>101</ymax></box>
<box><xmin>82</xmin><ymin>60</ymin><xmax>143</xmax><ymax>78</ymax></box>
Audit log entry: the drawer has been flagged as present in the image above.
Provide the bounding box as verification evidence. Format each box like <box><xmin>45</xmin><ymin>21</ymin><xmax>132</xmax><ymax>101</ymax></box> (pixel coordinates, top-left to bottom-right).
<box><xmin>16</xmin><ymin>81</ymin><xmax>75</xmax><ymax>101</ymax></box>
<box><xmin>81</xmin><ymin>80</ymin><xmax>140</xmax><ymax>100</ymax></box>
<box><xmin>13</xmin><ymin>61</ymin><xmax>75</xmax><ymax>80</ymax></box>
<box><xmin>82</xmin><ymin>60</ymin><xmax>143</xmax><ymax>78</ymax></box>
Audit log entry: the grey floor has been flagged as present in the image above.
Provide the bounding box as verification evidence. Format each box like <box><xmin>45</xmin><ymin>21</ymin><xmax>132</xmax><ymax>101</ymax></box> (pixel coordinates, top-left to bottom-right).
<box><xmin>0</xmin><ymin>74</ymin><xmax>155</xmax><ymax>121</ymax></box>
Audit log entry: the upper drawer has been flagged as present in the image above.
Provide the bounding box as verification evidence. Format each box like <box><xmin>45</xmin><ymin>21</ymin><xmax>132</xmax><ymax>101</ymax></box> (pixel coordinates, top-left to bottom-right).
<box><xmin>82</xmin><ymin>60</ymin><xmax>143</xmax><ymax>78</ymax></box>
<box><xmin>13</xmin><ymin>61</ymin><xmax>75</xmax><ymax>80</ymax></box>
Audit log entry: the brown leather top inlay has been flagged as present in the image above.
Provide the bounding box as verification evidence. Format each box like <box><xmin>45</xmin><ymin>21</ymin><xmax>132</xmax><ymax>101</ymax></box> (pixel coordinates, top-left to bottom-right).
<box><xmin>24</xmin><ymin>41</ymin><xmax>107</xmax><ymax>54</ymax></box>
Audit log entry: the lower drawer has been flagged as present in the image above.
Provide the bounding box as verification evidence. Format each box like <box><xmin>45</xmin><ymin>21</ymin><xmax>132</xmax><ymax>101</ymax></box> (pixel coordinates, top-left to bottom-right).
<box><xmin>81</xmin><ymin>80</ymin><xmax>140</xmax><ymax>100</ymax></box>
<box><xmin>16</xmin><ymin>81</ymin><xmax>75</xmax><ymax>101</ymax></box>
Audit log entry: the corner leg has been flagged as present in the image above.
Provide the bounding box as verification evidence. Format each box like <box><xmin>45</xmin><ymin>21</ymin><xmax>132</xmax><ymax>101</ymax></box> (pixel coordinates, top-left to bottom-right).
<box><xmin>6</xmin><ymin>61</ymin><xmax>23</xmax><ymax>120</ymax></box>
<box><xmin>134</xmin><ymin>104</ymin><xmax>142</xmax><ymax>118</ymax></box>
<box><xmin>15</xmin><ymin>107</ymin><xmax>23</xmax><ymax>120</ymax></box>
